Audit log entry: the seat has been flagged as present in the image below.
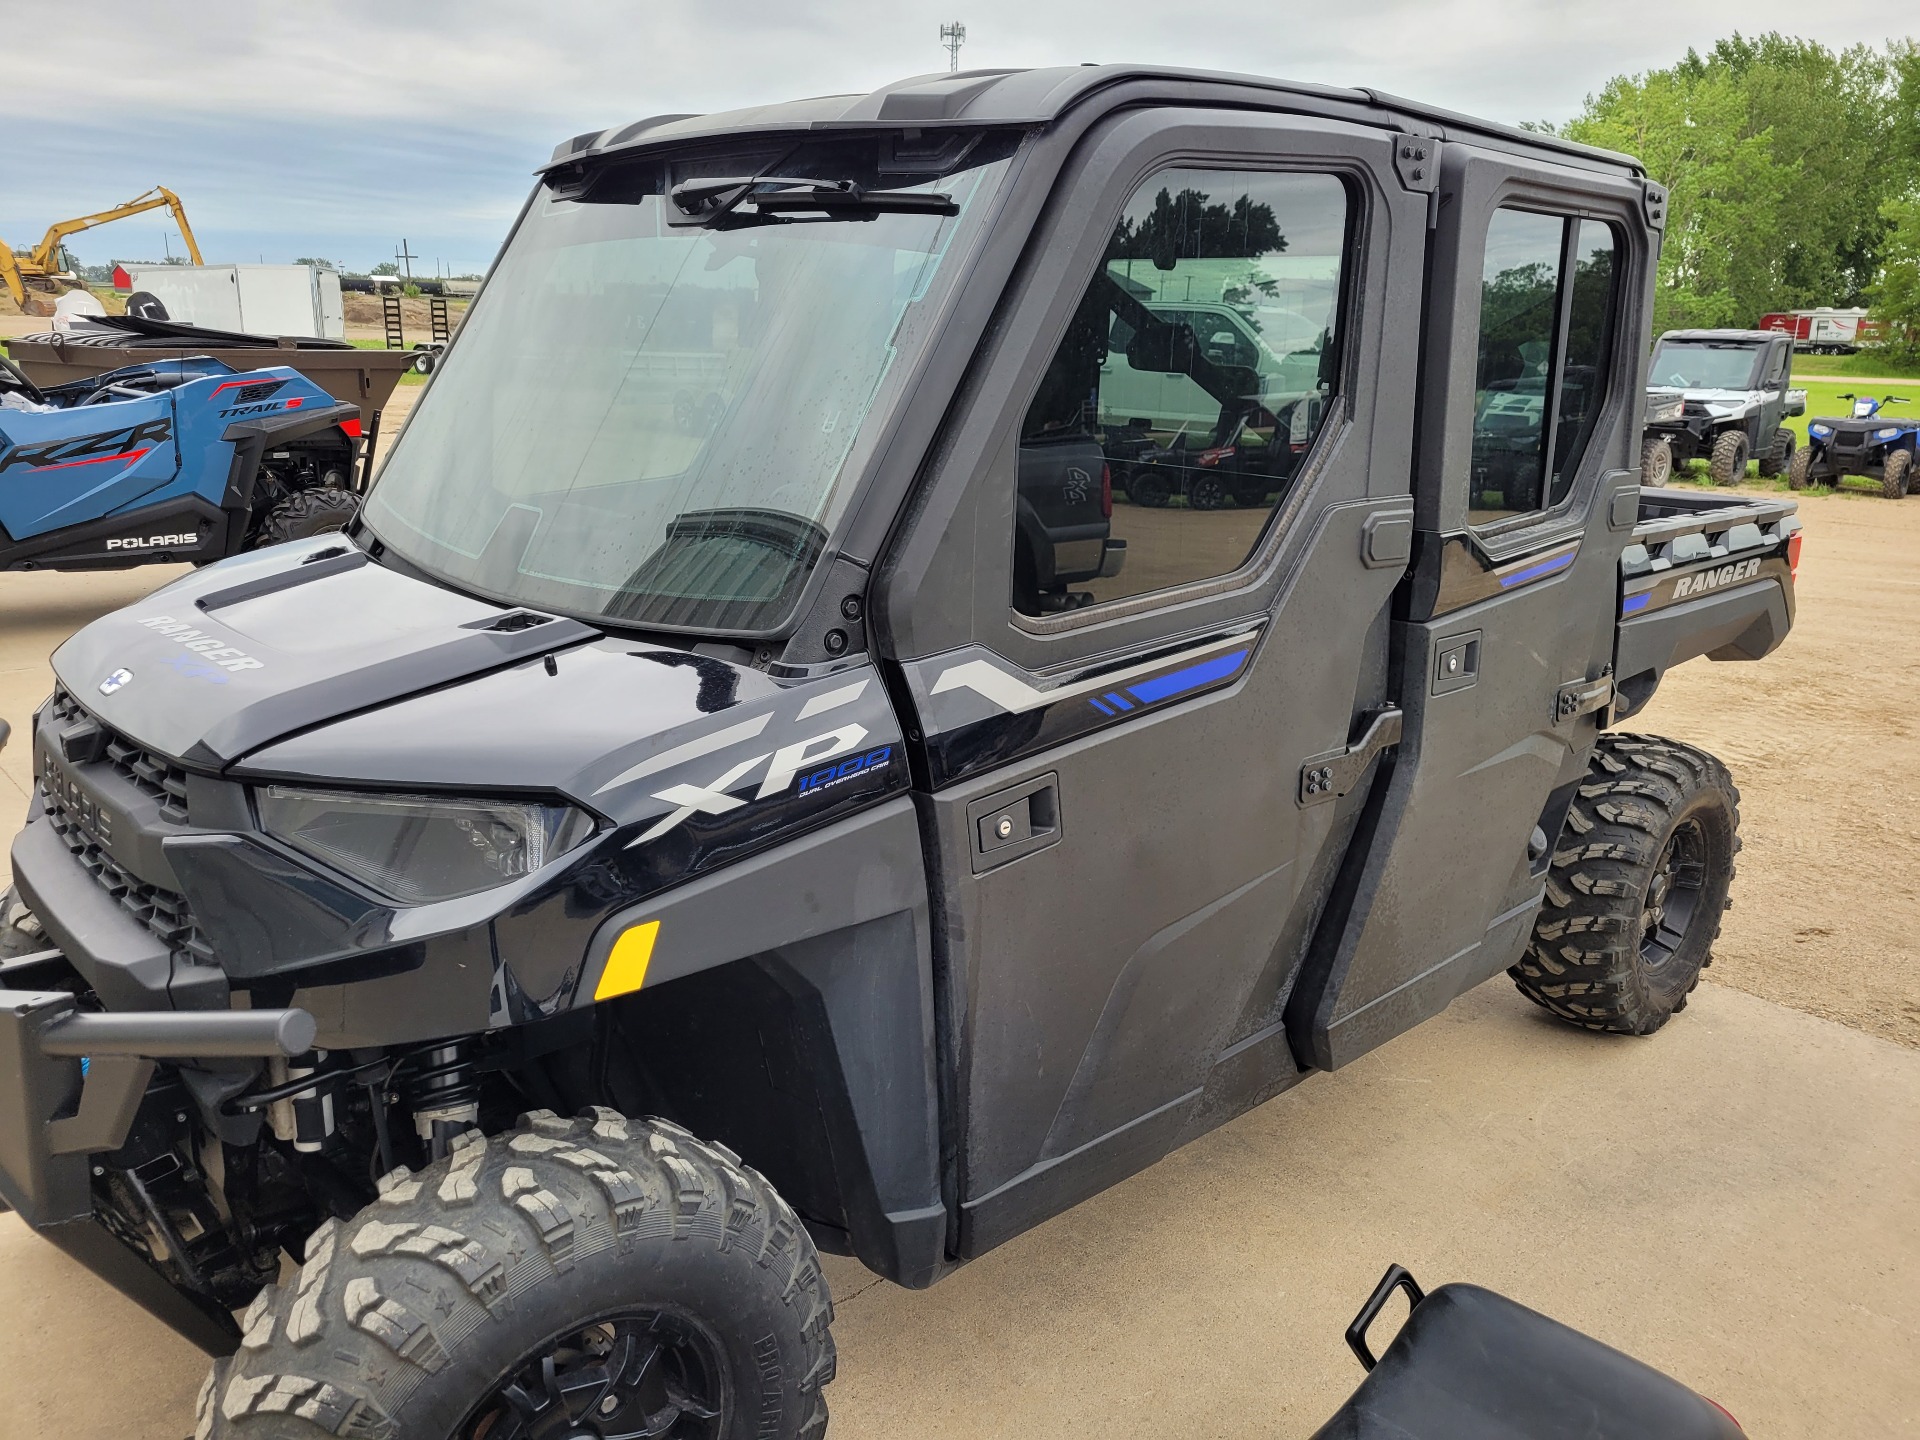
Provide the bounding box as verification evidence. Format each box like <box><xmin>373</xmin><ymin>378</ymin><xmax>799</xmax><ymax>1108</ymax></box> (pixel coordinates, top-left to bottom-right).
<box><xmin>1310</xmin><ymin>1278</ymin><xmax>1743</xmax><ymax>1440</ymax></box>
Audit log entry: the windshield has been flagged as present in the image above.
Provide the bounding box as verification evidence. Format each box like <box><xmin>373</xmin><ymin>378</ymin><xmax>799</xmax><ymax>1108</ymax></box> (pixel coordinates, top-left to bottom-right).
<box><xmin>1649</xmin><ymin>340</ymin><xmax>1764</xmax><ymax>391</ymax></box>
<box><xmin>362</xmin><ymin>137</ymin><xmax>1013</xmax><ymax>632</ymax></box>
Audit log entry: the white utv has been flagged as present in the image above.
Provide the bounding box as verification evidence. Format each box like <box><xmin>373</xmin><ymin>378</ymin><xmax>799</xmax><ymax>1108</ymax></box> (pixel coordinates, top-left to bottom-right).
<box><xmin>1641</xmin><ymin>329</ymin><xmax>1806</xmax><ymax>485</ymax></box>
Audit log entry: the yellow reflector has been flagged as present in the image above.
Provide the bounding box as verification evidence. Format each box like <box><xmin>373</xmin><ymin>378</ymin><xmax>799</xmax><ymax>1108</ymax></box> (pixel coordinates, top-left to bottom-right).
<box><xmin>594</xmin><ymin>920</ymin><xmax>659</xmax><ymax>1001</ymax></box>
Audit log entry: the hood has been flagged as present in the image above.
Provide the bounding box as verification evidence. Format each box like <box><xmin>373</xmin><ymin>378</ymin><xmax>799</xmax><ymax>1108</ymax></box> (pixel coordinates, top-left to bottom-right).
<box><xmin>238</xmin><ymin>634</ymin><xmax>801</xmax><ymax>815</ymax></box>
<box><xmin>51</xmin><ymin>537</ymin><xmax>598</xmax><ymax>767</ymax></box>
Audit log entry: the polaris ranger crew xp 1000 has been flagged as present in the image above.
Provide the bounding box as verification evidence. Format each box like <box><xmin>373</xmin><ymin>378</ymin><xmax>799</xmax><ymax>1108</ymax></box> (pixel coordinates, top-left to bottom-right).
<box><xmin>1641</xmin><ymin>328</ymin><xmax>1807</xmax><ymax>486</ymax></box>
<box><xmin>0</xmin><ymin>68</ymin><xmax>1799</xmax><ymax>1440</ymax></box>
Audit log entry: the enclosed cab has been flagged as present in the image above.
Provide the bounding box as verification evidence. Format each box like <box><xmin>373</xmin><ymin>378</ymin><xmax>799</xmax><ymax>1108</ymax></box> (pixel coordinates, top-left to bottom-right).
<box><xmin>0</xmin><ymin>67</ymin><xmax>1797</xmax><ymax>1439</ymax></box>
<box><xmin>1641</xmin><ymin>328</ymin><xmax>1806</xmax><ymax>485</ymax></box>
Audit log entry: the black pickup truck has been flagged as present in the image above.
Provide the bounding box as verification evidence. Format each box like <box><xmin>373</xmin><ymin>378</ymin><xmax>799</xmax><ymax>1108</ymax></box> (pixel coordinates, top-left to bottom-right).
<box><xmin>0</xmin><ymin>68</ymin><xmax>1797</xmax><ymax>1440</ymax></box>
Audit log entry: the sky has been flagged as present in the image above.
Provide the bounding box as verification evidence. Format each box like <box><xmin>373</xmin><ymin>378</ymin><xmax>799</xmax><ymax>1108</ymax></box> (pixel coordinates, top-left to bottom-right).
<box><xmin>2</xmin><ymin>1</ymin><xmax>1910</xmax><ymax>276</ymax></box>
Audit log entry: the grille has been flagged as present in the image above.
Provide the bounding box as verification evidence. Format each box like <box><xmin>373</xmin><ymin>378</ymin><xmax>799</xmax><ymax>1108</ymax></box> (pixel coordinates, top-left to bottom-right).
<box><xmin>41</xmin><ymin>787</ymin><xmax>215</xmax><ymax>968</ymax></box>
<box><xmin>41</xmin><ymin>688</ymin><xmax>212</xmax><ymax>966</ymax></box>
<box><xmin>106</xmin><ymin>736</ymin><xmax>191</xmax><ymax>825</ymax></box>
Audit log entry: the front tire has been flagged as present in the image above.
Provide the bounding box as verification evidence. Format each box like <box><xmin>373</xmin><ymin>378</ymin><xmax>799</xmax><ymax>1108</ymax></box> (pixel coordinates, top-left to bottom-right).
<box><xmin>1510</xmin><ymin>734</ymin><xmax>1739</xmax><ymax>1036</ymax></box>
<box><xmin>1706</xmin><ymin>430</ymin><xmax>1750</xmax><ymax>486</ymax></box>
<box><xmin>201</xmin><ymin>1110</ymin><xmax>835</xmax><ymax>1440</ymax></box>
<box><xmin>248</xmin><ymin>488</ymin><xmax>360</xmax><ymax>550</ymax></box>
<box><xmin>1882</xmin><ymin>448</ymin><xmax>1911</xmax><ymax>499</ymax></box>
<box><xmin>1786</xmin><ymin>445</ymin><xmax>1812</xmax><ymax>490</ymax></box>
<box><xmin>0</xmin><ymin>886</ymin><xmax>46</xmax><ymax>959</ymax></box>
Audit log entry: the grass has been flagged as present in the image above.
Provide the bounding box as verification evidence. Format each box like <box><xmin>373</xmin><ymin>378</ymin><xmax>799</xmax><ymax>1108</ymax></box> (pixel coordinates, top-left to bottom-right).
<box><xmin>345</xmin><ymin>336</ymin><xmax>427</xmax><ymax>384</ymax></box>
<box><xmin>1789</xmin><ymin>351</ymin><xmax>1920</xmax><ymax>381</ymax></box>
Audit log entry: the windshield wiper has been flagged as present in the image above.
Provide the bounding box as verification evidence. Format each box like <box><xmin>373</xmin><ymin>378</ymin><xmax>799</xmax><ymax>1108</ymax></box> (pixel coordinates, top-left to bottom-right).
<box><xmin>669</xmin><ymin>175</ymin><xmax>958</xmax><ymax>227</ymax></box>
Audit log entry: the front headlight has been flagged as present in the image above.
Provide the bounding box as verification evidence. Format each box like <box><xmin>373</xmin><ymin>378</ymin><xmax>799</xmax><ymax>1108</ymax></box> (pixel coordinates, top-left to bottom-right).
<box><xmin>257</xmin><ymin>787</ymin><xmax>595</xmax><ymax>904</ymax></box>
<box><xmin>1809</xmin><ymin>423</ymin><xmax>1832</xmax><ymax>437</ymax></box>
<box><xmin>1876</xmin><ymin>427</ymin><xmax>1901</xmax><ymax>441</ymax></box>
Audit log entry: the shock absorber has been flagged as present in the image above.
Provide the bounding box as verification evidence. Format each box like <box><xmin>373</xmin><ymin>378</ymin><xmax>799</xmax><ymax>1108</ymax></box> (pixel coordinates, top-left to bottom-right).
<box><xmin>405</xmin><ymin>1041</ymin><xmax>479</xmax><ymax>1161</ymax></box>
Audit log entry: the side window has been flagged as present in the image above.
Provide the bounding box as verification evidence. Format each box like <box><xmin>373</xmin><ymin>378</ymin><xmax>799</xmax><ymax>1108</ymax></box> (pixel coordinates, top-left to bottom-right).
<box><xmin>1013</xmin><ymin>168</ymin><xmax>1352</xmax><ymax>616</ymax></box>
<box><xmin>1470</xmin><ymin>211</ymin><xmax>1618</xmax><ymax>525</ymax></box>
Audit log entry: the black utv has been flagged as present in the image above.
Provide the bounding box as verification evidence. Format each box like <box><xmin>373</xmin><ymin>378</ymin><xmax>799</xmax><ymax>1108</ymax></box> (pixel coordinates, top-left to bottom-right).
<box><xmin>0</xmin><ymin>67</ymin><xmax>1800</xmax><ymax>1440</ymax></box>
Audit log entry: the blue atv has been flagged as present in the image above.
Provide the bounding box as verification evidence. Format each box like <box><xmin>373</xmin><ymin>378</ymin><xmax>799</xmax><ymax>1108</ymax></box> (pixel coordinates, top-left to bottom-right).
<box><xmin>1791</xmin><ymin>392</ymin><xmax>1919</xmax><ymax>498</ymax></box>
<box><xmin>0</xmin><ymin>351</ymin><xmax>363</xmax><ymax>571</ymax></box>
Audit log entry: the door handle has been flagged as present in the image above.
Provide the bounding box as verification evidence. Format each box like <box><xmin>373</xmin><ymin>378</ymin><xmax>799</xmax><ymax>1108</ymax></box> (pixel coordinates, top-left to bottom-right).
<box><xmin>1299</xmin><ymin>708</ymin><xmax>1403</xmax><ymax>807</ymax></box>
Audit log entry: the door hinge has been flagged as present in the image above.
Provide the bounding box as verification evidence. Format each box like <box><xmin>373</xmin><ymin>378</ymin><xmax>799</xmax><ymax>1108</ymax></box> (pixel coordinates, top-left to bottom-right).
<box><xmin>1392</xmin><ymin>135</ymin><xmax>1439</xmax><ymax>194</ymax></box>
<box><xmin>1300</xmin><ymin>707</ymin><xmax>1404</xmax><ymax>806</ymax></box>
<box><xmin>1554</xmin><ymin>669</ymin><xmax>1613</xmax><ymax>725</ymax></box>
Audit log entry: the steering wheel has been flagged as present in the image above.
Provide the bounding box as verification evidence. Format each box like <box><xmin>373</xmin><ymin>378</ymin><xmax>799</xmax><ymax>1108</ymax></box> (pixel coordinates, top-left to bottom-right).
<box><xmin>0</xmin><ymin>353</ymin><xmax>48</xmax><ymax>407</ymax></box>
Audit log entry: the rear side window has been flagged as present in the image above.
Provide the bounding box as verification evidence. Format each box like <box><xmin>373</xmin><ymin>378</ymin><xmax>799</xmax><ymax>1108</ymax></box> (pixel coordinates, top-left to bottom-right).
<box><xmin>1470</xmin><ymin>211</ymin><xmax>1618</xmax><ymax>526</ymax></box>
<box><xmin>1012</xmin><ymin>168</ymin><xmax>1353</xmax><ymax>616</ymax></box>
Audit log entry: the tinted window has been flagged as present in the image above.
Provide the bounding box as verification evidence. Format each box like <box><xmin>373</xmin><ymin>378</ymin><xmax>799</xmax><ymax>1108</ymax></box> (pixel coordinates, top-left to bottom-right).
<box><xmin>1470</xmin><ymin>210</ymin><xmax>1618</xmax><ymax>525</ymax></box>
<box><xmin>1551</xmin><ymin>221</ymin><xmax>1617</xmax><ymax>505</ymax></box>
<box><xmin>1012</xmin><ymin>169</ymin><xmax>1351</xmax><ymax>616</ymax></box>
<box><xmin>362</xmin><ymin>141</ymin><xmax>1011</xmax><ymax>632</ymax></box>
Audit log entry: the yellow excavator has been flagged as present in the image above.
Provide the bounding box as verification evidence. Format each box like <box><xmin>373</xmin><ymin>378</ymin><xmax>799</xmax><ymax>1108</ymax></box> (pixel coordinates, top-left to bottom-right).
<box><xmin>2</xmin><ymin>186</ymin><xmax>203</xmax><ymax>308</ymax></box>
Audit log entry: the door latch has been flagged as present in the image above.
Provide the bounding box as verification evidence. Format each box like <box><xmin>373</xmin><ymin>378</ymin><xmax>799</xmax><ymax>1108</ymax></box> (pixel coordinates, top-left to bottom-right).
<box><xmin>1299</xmin><ymin>707</ymin><xmax>1404</xmax><ymax>807</ymax></box>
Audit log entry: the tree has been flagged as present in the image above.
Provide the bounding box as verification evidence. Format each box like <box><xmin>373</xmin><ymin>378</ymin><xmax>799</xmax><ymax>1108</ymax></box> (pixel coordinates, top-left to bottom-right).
<box><xmin>1111</xmin><ymin>187</ymin><xmax>1286</xmax><ymax>265</ymax></box>
<box><xmin>1871</xmin><ymin>197</ymin><xmax>1920</xmax><ymax>367</ymax></box>
<box><xmin>1561</xmin><ymin>34</ymin><xmax>1910</xmax><ymax>332</ymax></box>
<box><xmin>371</xmin><ymin>261</ymin><xmax>400</xmax><ymax>276</ymax></box>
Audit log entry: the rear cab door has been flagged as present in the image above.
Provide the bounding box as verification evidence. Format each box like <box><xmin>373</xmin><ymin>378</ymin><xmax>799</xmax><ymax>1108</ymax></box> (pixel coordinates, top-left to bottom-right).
<box><xmin>1288</xmin><ymin>138</ymin><xmax>1660</xmax><ymax>1068</ymax></box>
<box><xmin>877</xmin><ymin>106</ymin><xmax>1430</xmax><ymax>1257</ymax></box>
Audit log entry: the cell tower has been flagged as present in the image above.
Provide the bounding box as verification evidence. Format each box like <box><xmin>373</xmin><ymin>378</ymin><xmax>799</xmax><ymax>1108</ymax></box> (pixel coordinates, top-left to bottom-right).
<box><xmin>940</xmin><ymin>21</ymin><xmax>966</xmax><ymax>72</ymax></box>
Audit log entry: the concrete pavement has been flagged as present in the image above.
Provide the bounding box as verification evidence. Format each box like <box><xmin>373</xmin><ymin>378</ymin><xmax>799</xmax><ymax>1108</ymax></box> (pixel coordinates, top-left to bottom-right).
<box><xmin>0</xmin><ymin>979</ymin><xmax>1914</xmax><ymax>1437</ymax></box>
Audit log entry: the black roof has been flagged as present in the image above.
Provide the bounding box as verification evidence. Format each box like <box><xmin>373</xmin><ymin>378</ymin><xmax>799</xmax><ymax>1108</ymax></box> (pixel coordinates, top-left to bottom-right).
<box><xmin>544</xmin><ymin>64</ymin><xmax>1643</xmax><ymax>178</ymax></box>
<box><xmin>1657</xmin><ymin>330</ymin><xmax>1782</xmax><ymax>344</ymax></box>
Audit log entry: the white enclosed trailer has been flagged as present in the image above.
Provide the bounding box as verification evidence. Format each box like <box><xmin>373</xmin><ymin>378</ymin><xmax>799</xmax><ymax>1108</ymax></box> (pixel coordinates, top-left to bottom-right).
<box><xmin>120</xmin><ymin>263</ymin><xmax>346</xmax><ymax>340</ymax></box>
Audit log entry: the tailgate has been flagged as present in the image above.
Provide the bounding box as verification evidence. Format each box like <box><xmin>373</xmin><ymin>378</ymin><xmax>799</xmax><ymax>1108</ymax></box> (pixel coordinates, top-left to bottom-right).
<box><xmin>1611</xmin><ymin>487</ymin><xmax>1800</xmax><ymax>720</ymax></box>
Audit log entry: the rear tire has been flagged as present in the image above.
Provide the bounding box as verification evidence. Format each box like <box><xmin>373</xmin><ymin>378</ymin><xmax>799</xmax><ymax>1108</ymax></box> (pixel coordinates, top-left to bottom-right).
<box><xmin>1706</xmin><ymin>430</ymin><xmax>1750</xmax><ymax>486</ymax></box>
<box><xmin>1187</xmin><ymin>473</ymin><xmax>1229</xmax><ymax>510</ymax></box>
<box><xmin>1126</xmin><ymin>466</ymin><xmax>1174</xmax><ymax>508</ymax></box>
<box><xmin>248</xmin><ymin>488</ymin><xmax>360</xmax><ymax>550</ymax></box>
<box><xmin>1757</xmin><ymin>426</ymin><xmax>1794</xmax><ymax>477</ymax></box>
<box><xmin>200</xmin><ymin>1110</ymin><xmax>835</xmax><ymax>1440</ymax></box>
<box><xmin>1639</xmin><ymin>435</ymin><xmax>1672</xmax><ymax>487</ymax></box>
<box><xmin>1786</xmin><ymin>445</ymin><xmax>1812</xmax><ymax>490</ymax></box>
<box><xmin>1510</xmin><ymin>734</ymin><xmax>1739</xmax><ymax>1036</ymax></box>
<box><xmin>1882</xmin><ymin>448</ymin><xmax>1911</xmax><ymax>499</ymax></box>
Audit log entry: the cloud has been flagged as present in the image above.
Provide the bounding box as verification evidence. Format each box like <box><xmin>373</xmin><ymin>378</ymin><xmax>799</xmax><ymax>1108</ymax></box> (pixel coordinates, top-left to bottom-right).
<box><xmin>3</xmin><ymin>1</ymin><xmax>1908</xmax><ymax>270</ymax></box>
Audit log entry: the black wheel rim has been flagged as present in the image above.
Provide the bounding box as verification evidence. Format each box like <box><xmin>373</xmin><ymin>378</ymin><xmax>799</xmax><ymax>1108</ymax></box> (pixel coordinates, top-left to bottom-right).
<box><xmin>460</xmin><ymin>1310</ymin><xmax>728</xmax><ymax>1440</ymax></box>
<box><xmin>1641</xmin><ymin>817</ymin><xmax>1707</xmax><ymax>970</ymax></box>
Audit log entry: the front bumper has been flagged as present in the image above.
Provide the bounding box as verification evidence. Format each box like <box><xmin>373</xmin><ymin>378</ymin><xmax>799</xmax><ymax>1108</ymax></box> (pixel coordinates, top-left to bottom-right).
<box><xmin>0</xmin><ymin>990</ymin><xmax>314</xmax><ymax>1352</ymax></box>
<box><xmin>0</xmin><ymin>989</ymin><xmax>313</xmax><ymax>1226</ymax></box>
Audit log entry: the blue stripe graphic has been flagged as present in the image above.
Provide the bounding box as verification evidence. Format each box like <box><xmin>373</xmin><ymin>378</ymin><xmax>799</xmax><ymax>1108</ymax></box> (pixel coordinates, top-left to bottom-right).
<box><xmin>1498</xmin><ymin>549</ymin><xmax>1576</xmax><ymax>589</ymax></box>
<box><xmin>1105</xmin><ymin>692</ymin><xmax>1134</xmax><ymax>711</ymax></box>
<box><xmin>1621</xmin><ymin>592</ymin><xmax>1652</xmax><ymax>614</ymax></box>
<box><xmin>1126</xmin><ymin>648</ymin><xmax>1251</xmax><ymax>704</ymax></box>
<box><xmin>1089</xmin><ymin>697</ymin><xmax>1113</xmax><ymax>715</ymax></box>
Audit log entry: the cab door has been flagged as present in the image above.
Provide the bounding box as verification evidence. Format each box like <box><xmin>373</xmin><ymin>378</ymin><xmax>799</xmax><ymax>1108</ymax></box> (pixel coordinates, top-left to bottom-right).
<box><xmin>878</xmin><ymin>109</ymin><xmax>1429</xmax><ymax>1258</ymax></box>
<box><xmin>1288</xmin><ymin>143</ymin><xmax>1660</xmax><ymax>1070</ymax></box>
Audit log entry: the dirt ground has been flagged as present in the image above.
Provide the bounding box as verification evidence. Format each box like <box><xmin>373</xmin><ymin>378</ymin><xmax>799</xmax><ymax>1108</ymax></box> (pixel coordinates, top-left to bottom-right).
<box><xmin>1631</xmin><ymin>485</ymin><xmax>1920</xmax><ymax>1047</ymax></box>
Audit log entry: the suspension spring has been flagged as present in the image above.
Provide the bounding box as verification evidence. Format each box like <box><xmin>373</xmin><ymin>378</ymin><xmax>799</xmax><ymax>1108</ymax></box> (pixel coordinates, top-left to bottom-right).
<box><xmin>403</xmin><ymin>1041</ymin><xmax>480</xmax><ymax>1161</ymax></box>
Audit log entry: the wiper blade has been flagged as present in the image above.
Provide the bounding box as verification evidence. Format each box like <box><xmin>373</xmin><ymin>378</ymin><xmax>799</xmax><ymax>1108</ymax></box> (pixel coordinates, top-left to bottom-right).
<box><xmin>669</xmin><ymin>175</ymin><xmax>957</xmax><ymax>227</ymax></box>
